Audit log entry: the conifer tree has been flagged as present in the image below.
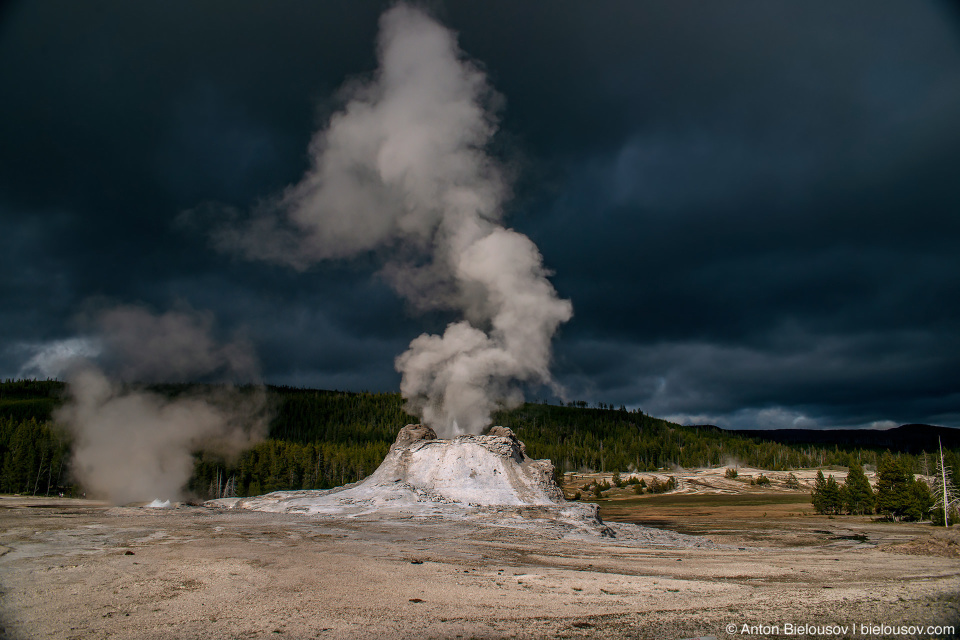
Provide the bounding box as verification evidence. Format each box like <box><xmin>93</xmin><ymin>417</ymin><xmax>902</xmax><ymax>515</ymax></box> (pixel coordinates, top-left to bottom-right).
<box><xmin>812</xmin><ymin>470</ymin><xmax>829</xmax><ymax>514</ymax></box>
<box><xmin>904</xmin><ymin>479</ymin><xmax>933</xmax><ymax>522</ymax></box>
<box><xmin>843</xmin><ymin>461</ymin><xmax>875</xmax><ymax>515</ymax></box>
<box><xmin>823</xmin><ymin>474</ymin><xmax>842</xmax><ymax>515</ymax></box>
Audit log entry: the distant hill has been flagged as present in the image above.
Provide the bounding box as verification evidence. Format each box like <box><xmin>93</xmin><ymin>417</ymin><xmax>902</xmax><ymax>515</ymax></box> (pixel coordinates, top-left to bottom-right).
<box><xmin>707</xmin><ymin>423</ymin><xmax>960</xmax><ymax>454</ymax></box>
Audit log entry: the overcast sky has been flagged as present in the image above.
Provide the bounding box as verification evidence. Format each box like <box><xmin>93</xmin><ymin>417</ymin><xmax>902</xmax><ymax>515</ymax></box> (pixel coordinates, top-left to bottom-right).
<box><xmin>2</xmin><ymin>1</ymin><xmax>959</xmax><ymax>430</ymax></box>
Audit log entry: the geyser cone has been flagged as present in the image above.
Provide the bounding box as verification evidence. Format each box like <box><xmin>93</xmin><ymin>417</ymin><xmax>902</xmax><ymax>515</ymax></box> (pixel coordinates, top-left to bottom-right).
<box><xmin>367</xmin><ymin>424</ymin><xmax>563</xmax><ymax>506</ymax></box>
<box><xmin>208</xmin><ymin>425</ymin><xmax>721</xmax><ymax>547</ymax></box>
<box><xmin>214</xmin><ymin>425</ymin><xmax>564</xmax><ymax>514</ymax></box>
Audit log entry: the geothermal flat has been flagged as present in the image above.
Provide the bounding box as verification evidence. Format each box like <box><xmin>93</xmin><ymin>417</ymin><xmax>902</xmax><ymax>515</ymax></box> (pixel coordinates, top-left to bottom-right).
<box><xmin>2</xmin><ymin>496</ymin><xmax>959</xmax><ymax>639</ymax></box>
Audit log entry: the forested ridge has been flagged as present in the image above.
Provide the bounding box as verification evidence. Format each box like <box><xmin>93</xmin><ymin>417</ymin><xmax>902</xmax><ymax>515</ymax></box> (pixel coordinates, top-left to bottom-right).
<box><xmin>2</xmin><ymin>379</ymin><xmax>958</xmax><ymax>500</ymax></box>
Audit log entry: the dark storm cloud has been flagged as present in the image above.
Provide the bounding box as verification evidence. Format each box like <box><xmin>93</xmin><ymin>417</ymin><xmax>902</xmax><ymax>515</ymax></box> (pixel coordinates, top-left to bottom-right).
<box><xmin>143</xmin><ymin>269</ymin><xmax>420</xmax><ymax>390</ymax></box>
<box><xmin>558</xmin><ymin>328</ymin><xmax>960</xmax><ymax>428</ymax></box>
<box><xmin>507</xmin><ymin>0</ymin><xmax>960</xmax><ymax>429</ymax></box>
<box><xmin>0</xmin><ymin>0</ymin><xmax>405</xmax><ymax>384</ymax></box>
<box><xmin>0</xmin><ymin>206</ymin><xmax>76</xmax><ymax>343</ymax></box>
<box><xmin>1</xmin><ymin>1</ymin><xmax>958</xmax><ymax>429</ymax></box>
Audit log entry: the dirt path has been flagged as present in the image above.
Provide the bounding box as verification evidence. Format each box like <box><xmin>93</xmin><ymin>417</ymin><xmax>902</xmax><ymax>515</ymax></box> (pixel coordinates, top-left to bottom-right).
<box><xmin>1</xmin><ymin>496</ymin><xmax>959</xmax><ymax>639</ymax></box>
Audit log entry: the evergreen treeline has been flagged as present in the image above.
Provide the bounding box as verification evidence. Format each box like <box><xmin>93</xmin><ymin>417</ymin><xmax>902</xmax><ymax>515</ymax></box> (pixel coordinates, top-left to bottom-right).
<box><xmin>266</xmin><ymin>386</ymin><xmax>416</xmax><ymax>444</ymax></box>
<box><xmin>0</xmin><ymin>380</ymin><xmax>71</xmax><ymax>495</ymax></box>
<box><xmin>192</xmin><ymin>387</ymin><xmax>412</xmax><ymax>497</ymax></box>
<box><xmin>191</xmin><ymin>439</ymin><xmax>391</xmax><ymax>497</ymax></box>
<box><xmin>2</xmin><ymin>379</ymin><xmax>959</xmax><ymax>502</ymax></box>
<box><xmin>0</xmin><ymin>417</ymin><xmax>72</xmax><ymax>495</ymax></box>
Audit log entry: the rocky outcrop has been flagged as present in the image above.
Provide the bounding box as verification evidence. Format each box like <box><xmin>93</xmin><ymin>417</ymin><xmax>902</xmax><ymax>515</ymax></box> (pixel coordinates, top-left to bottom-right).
<box><xmin>391</xmin><ymin>423</ymin><xmax>437</xmax><ymax>450</ymax></box>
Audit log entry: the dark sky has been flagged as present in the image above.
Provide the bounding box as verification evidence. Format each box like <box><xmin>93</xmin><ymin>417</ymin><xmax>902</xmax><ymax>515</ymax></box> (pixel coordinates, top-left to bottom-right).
<box><xmin>2</xmin><ymin>1</ymin><xmax>959</xmax><ymax>429</ymax></box>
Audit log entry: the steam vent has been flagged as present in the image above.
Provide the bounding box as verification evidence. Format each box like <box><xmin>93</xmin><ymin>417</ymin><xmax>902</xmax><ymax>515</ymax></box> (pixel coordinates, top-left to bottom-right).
<box><xmin>208</xmin><ymin>425</ymin><xmax>717</xmax><ymax>546</ymax></box>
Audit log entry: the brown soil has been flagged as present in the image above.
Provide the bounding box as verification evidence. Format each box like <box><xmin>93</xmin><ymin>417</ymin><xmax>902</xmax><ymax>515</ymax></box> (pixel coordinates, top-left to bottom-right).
<box><xmin>2</xmin><ymin>494</ymin><xmax>960</xmax><ymax>640</ymax></box>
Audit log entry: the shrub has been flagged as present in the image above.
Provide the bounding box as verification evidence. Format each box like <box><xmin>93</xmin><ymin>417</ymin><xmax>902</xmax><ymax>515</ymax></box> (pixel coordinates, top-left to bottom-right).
<box><xmin>724</xmin><ymin>468</ymin><xmax>738</xmax><ymax>479</ymax></box>
<box><xmin>633</xmin><ymin>483</ymin><xmax>644</xmax><ymax>495</ymax></box>
<box><xmin>756</xmin><ymin>474</ymin><xmax>771</xmax><ymax>486</ymax></box>
<box><xmin>932</xmin><ymin>506</ymin><xmax>959</xmax><ymax>527</ymax></box>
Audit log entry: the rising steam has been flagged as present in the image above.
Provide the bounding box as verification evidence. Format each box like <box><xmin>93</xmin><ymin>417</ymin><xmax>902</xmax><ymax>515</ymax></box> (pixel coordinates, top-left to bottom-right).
<box><xmin>215</xmin><ymin>4</ymin><xmax>571</xmax><ymax>436</ymax></box>
<box><xmin>49</xmin><ymin>305</ymin><xmax>267</xmax><ymax>504</ymax></box>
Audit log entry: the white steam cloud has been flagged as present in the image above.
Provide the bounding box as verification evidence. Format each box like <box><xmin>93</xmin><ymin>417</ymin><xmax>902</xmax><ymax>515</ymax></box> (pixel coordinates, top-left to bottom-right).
<box><xmin>215</xmin><ymin>4</ymin><xmax>572</xmax><ymax>436</ymax></box>
<box><xmin>45</xmin><ymin>305</ymin><xmax>267</xmax><ymax>504</ymax></box>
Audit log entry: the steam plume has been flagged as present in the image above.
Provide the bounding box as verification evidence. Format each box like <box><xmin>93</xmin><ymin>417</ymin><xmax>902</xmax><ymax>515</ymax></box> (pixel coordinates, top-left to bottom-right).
<box><xmin>48</xmin><ymin>305</ymin><xmax>267</xmax><ymax>504</ymax></box>
<box><xmin>216</xmin><ymin>4</ymin><xmax>571</xmax><ymax>436</ymax></box>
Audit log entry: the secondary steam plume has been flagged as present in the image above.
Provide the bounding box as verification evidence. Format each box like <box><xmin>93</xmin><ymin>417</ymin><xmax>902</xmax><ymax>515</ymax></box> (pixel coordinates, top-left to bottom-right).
<box><xmin>216</xmin><ymin>4</ymin><xmax>572</xmax><ymax>436</ymax></box>
<box><xmin>50</xmin><ymin>305</ymin><xmax>267</xmax><ymax>504</ymax></box>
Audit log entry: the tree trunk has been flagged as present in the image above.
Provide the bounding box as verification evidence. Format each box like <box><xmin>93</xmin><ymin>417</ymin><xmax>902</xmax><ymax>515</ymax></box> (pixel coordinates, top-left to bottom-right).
<box><xmin>33</xmin><ymin>453</ymin><xmax>45</xmax><ymax>495</ymax></box>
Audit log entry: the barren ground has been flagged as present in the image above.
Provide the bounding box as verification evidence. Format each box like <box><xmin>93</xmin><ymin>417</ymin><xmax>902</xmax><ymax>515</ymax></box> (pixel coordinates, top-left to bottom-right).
<box><xmin>2</xmin><ymin>475</ymin><xmax>960</xmax><ymax>640</ymax></box>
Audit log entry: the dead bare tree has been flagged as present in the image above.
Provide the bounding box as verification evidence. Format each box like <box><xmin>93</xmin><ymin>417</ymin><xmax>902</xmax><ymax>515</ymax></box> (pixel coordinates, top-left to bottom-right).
<box><xmin>933</xmin><ymin>437</ymin><xmax>958</xmax><ymax>527</ymax></box>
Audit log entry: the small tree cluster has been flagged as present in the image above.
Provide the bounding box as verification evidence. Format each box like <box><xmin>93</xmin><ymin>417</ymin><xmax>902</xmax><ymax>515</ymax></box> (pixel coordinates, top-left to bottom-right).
<box><xmin>811</xmin><ymin>455</ymin><xmax>931</xmax><ymax>521</ymax></box>
<box><xmin>724</xmin><ymin>468</ymin><xmax>738</xmax><ymax>479</ymax></box>
<box><xmin>646</xmin><ymin>476</ymin><xmax>677</xmax><ymax>494</ymax></box>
